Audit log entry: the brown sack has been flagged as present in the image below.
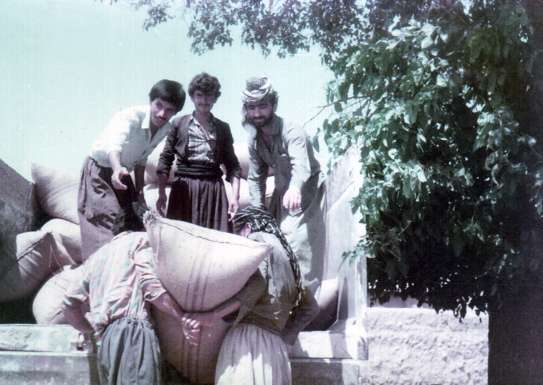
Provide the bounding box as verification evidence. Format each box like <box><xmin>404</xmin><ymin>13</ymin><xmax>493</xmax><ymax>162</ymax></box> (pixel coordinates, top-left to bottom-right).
<box><xmin>143</xmin><ymin>211</ymin><xmax>272</xmax><ymax>384</ymax></box>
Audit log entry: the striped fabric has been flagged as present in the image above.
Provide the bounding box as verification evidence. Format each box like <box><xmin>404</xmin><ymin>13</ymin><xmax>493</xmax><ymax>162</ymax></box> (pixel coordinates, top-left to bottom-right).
<box><xmin>186</xmin><ymin>116</ymin><xmax>218</xmax><ymax>166</ymax></box>
<box><xmin>63</xmin><ymin>232</ymin><xmax>165</xmax><ymax>339</ymax></box>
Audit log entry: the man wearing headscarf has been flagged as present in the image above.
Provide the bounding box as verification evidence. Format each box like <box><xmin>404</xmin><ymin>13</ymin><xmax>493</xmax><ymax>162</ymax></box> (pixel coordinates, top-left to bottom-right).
<box><xmin>241</xmin><ymin>76</ymin><xmax>325</xmax><ymax>295</ymax></box>
<box><xmin>182</xmin><ymin>206</ymin><xmax>319</xmax><ymax>385</ymax></box>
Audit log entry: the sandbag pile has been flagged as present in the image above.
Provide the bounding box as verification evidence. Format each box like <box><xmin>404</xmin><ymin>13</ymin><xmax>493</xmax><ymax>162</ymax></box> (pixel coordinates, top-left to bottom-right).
<box><xmin>0</xmin><ymin>139</ymin><xmax>279</xmax><ymax>383</ymax></box>
<box><xmin>0</xmin><ymin>163</ymin><xmax>81</xmax><ymax>308</ymax></box>
<box><xmin>6</xmin><ymin>163</ymin><xmax>83</xmax><ymax>321</ymax></box>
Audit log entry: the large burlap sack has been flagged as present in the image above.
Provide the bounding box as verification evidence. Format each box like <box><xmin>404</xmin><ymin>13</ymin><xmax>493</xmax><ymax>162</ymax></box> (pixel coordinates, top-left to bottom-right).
<box><xmin>33</xmin><ymin>265</ymin><xmax>81</xmax><ymax>324</ymax></box>
<box><xmin>142</xmin><ymin>184</ymin><xmax>171</xmax><ymax>213</ymax></box>
<box><xmin>144</xmin><ymin>139</ymin><xmax>177</xmax><ymax>185</ymax></box>
<box><xmin>31</xmin><ymin>163</ymin><xmax>79</xmax><ymax>224</ymax></box>
<box><xmin>234</xmin><ymin>141</ymin><xmax>274</xmax><ymax>180</ymax></box>
<box><xmin>224</xmin><ymin>176</ymin><xmax>275</xmax><ymax>210</ymax></box>
<box><xmin>152</xmin><ymin>309</ymin><xmax>231</xmax><ymax>385</ymax></box>
<box><xmin>143</xmin><ymin>211</ymin><xmax>272</xmax><ymax>384</ymax></box>
<box><xmin>0</xmin><ymin>230</ymin><xmax>67</xmax><ymax>302</ymax></box>
<box><xmin>41</xmin><ymin>218</ymin><xmax>82</xmax><ymax>265</ymax></box>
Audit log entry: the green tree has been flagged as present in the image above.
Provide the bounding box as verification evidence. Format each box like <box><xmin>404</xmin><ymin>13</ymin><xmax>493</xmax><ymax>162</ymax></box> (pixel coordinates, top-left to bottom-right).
<box><xmin>115</xmin><ymin>0</ymin><xmax>543</xmax><ymax>382</ymax></box>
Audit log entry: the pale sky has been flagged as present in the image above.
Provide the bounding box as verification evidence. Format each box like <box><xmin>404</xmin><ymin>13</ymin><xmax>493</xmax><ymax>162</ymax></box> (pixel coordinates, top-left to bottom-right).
<box><xmin>0</xmin><ymin>0</ymin><xmax>332</xmax><ymax>180</ymax></box>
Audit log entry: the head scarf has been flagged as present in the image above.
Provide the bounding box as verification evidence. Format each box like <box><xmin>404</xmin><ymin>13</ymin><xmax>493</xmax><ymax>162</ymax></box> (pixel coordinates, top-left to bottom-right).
<box><xmin>241</xmin><ymin>76</ymin><xmax>276</xmax><ymax>105</ymax></box>
<box><xmin>233</xmin><ymin>206</ymin><xmax>303</xmax><ymax>311</ymax></box>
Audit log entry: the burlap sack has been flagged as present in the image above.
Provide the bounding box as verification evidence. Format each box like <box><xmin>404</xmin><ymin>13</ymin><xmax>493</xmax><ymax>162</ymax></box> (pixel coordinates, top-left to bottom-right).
<box><xmin>31</xmin><ymin>163</ymin><xmax>79</xmax><ymax>224</ymax></box>
<box><xmin>144</xmin><ymin>139</ymin><xmax>177</xmax><ymax>185</ymax></box>
<box><xmin>41</xmin><ymin>218</ymin><xmax>82</xmax><ymax>265</ymax></box>
<box><xmin>33</xmin><ymin>265</ymin><xmax>81</xmax><ymax>324</ymax></box>
<box><xmin>234</xmin><ymin>141</ymin><xmax>274</xmax><ymax>180</ymax></box>
<box><xmin>224</xmin><ymin>176</ymin><xmax>275</xmax><ymax>210</ymax></box>
<box><xmin>143</xmin><ymin>211</ymin><xmax>272</xmax><ymax>384</ymax></box>
<box><xmin>0</xmin><ymin>230</ymin><xmax>65</xmax><ymax>302</ymax></box>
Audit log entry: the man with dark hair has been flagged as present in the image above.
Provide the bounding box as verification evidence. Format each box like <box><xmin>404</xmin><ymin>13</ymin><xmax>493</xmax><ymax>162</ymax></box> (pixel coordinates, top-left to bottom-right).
<box><xmin>156</xmin><ymin>72</ymin><xmax>241</xmax><ymax>231</ymax></box>
<box><xmin>78</xmin><ymin>79</ymin><xmax>186</xmax><ymax>260</ymax></box>
<box><xmin>242</xmin><ymin>76</ymin><xmax>325</xmax><ymax>294</ymax></box>
<box><xmin>63</xmin><ymin>204</ymin><xmax>197</xmax><ymax>385</ymax></box>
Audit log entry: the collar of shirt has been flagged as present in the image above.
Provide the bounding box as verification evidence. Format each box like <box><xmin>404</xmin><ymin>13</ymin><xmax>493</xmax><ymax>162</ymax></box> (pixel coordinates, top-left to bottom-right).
<box><xmin>270</xmin><ymin>115</ymin><xmax>283</xmax><ymax>136</ymax></box>
<box><xmin>141</xmin><ymin>105</ymin><xmax>151</xmax><ymax>130</ymax></box>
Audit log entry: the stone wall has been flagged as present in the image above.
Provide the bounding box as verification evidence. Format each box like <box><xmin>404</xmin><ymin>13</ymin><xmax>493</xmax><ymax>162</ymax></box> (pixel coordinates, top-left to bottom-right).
<box><xmin>363</xmin><ymin>304</ymin><xmax>488</xmax><ymax>385</ymax></box>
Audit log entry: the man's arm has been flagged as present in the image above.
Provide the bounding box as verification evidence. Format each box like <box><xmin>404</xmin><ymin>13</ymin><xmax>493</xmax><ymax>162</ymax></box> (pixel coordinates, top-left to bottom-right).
<box><xmin>108</xmin><ymin>150</ymin><xmax>130</xmax><ymax>190</ymax></box>
<box><xmin>62</xmin><ymin>268</ymin><xmax>94</xmax><ymax>334</ymax></box>
<box><xmin>228</xmin><ymin>176</ymin><xmax>241</xmax><ymax>218</ymax></box>
<box><xmin>182</xmin><ymin>266</ymin><xmax>267</xmax><ymax>342</ymax></box>
<box><xmin>134</xmin><ymin>245</ymin><xmax>199</xmax><ymax>345</ymax></box>
<box><xmin>281</xmin><ymin>286</ymin><xmax>320</xmax><ymax>345</ymax></box>
<box><xmin>282</xmin><ymin>124</ymin><xmax>313</xmax><ymax>212</ymax></box>
<box><xmin>149</xmin><ymin>291</ymin><xmax>199</xmax><ymax>346</ymax></box>
<box><xmin>156</xmin><ymin>122</ymin><xmax>179</xmax><ymax>215</ymax></box>
<box><xmin>63</xmin><ymin>303</ymin><xmax>94</xmax><ymax>334</ymax></box>
<box><xmin>247</xmin><ymin>139</ymin><xmax>269</xmax><ymax>207</ymax></box>
<box><xmin>134</xmin><ymin>164</ymin><xmax>146</xmax><ymax>204</ymax></box>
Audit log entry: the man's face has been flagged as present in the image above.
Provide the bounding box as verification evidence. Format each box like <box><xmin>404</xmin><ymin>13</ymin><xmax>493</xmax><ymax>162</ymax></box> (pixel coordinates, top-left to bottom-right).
<box><xmin>149</xmin><ymin>98</ymin><xmax>178</xmax><ymax>129</ymax></box>
<box><xmin>191</xmin><ymin>90</ymin><xmax>217</xmax><ymax>115</ymax></box>
<box><xmin>236</xmin><ymin>222</ymin><xmax>252</xmax><ymax>238</ymax></box>
<box><xmin>245</xmin><ymin>101</ymin><xmax>276</xmax><ymax>129</ymax></box>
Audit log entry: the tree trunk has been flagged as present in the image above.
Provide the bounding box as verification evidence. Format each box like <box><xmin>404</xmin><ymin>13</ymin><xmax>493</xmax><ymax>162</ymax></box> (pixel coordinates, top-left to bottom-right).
<box><xmin>488</xmin><ymin>3</ymin><xmax>543</xmax><ymax>384</ymax></box>
<box><xmin>488</xmin><ymin>281</ymin><xmax>543</xmax><ymax>384</ymax></box>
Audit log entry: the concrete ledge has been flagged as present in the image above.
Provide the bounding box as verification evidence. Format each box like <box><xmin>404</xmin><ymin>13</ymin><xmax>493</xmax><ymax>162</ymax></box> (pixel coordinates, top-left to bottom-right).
<box><xmin>0</xmin><ymin>324</ymin><xmax>80</xmax><ymax>352</ymax></box>
<box><xmin>289</xmin><ymin>324</ymin><xmax>367</xmax><ymax>360</ymax></box>
<box><xmin>291</xmin><ymin>358</ymin><xmax>367</xmax><ymax>385</ymax></box>
<box><xmin>0</xmin><ymin>351</ymin><xmax>99</xmax><ymax>385</ymax></box>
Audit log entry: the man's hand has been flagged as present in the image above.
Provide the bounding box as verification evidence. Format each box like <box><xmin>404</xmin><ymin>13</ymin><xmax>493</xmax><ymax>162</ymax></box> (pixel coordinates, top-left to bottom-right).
<box><xmin>182</xmin><ymin>311</ymin><xmax>218</xmax><ymax>329</ymax></box>
<box><xmin>181</xmin><ymin>311</ymin><xmax>219</xmax><ymax>347</ymax></box>
<box><xmin>156</xmin><ymin>190</ymin><xmax>167</xmax><ymax>217</ymax></box>
<box><xmin>111</xmin><ymin>168</ymin><xmax>130</xmax><ymax>190</ymax></box>
<box><xmin>283</xmin><ymin>186</ymin><xmax>302</xmax><ymax>213</ymax></box>
<box><xmin>228</xmin><ymin>198</ymin><xmax>240</xmax><ymax>221</ymax></box>
<box><xmin>182</xmin><ymin>319</ymin><xmax>202</xmax><ymax>346</ymax></box>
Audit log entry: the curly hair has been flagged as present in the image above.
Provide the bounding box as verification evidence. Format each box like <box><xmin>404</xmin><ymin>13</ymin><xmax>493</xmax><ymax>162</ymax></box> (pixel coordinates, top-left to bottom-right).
<box><xmin>188</xmin><ymin>72</ymin><xmax>222</xmax><ymax>99</ymax></box>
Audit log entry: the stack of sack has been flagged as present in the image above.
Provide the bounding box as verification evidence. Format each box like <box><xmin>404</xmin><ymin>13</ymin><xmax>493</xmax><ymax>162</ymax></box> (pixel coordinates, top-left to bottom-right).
<box><xmin>0</xmin><ymin>140</ymin><xmax>279</xmax><ymax>383</ymax></box>
<box><xmin>0</xmin><ymin>162</ymin><xmax>83</xmax><ymax>324</ymax></box>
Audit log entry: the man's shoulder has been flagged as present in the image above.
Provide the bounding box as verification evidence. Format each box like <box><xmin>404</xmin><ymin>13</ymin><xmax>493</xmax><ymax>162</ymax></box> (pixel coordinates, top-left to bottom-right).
<box><xmin>109</xmin><ymin>105</ymin><xmax>149</xmax><ymax>128</ymax></box>
<box><xmin>171</xmin><ymin>113</ymin><xmax>192</xmax><ymax>127</ymax></box>
<box><xmin>278</xmin><ymin>117</ymin><xmax>302</xmax><ymax>131</ymax></box>
<box><xmin>114</xmin><ymin>105</ymin><xmax>149</xmax><ymax>118</ymax></box>
<box><xmin>211</xmin><ymin>115</ymin><xmax>230</xmax><ymax>129</ymax></box>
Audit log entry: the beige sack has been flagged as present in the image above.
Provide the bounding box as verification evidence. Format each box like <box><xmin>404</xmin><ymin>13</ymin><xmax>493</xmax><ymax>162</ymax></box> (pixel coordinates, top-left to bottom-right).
<box><xmin>234</xmin><ymin>141</ymin><xmax>274</xmax><ymax>180</ymax></box>
<box><xmin>143</xmin><ymin>211</ymin><xmax>272</xmax><ymax>384</ymax></box>
<box><xmin>144</xmin><ymin>139</ymin><xmax>177</xmax><ymax>185</ymax></box>
<box><xmin>224</xmin><ymin>176</ymin><xmax>275</xmax><ymax>210</ymax></box>
<box><xmin>33</xmin><ymin>265</ymin><xmax>81</xmax><ymax>324</ymax></box>
<box><xmin>31</xmin><ymin>163</ymin><xmax>79</xmax><ymax>224</ymax></box>
<box><xmin>0</xmin><ymin>231</ymin><xmax>64</xmax><ymax>302</ymax></box>
<box><xmin>41</xmin><ymin>218</ymin><xmax>82</xmax><ymax>265</ymax></box>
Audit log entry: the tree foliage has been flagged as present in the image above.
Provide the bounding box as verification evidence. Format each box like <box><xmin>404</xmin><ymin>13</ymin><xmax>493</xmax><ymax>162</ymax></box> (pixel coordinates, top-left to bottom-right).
<box><xmin>111</xmin><ymin>0</ymin><xmax>543</xmax><ymax>318</ymax></box>
<box><xmin>324</xmin><ymin>0</ymin><xmax>543</xmax><ymax>317</ymax></box>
